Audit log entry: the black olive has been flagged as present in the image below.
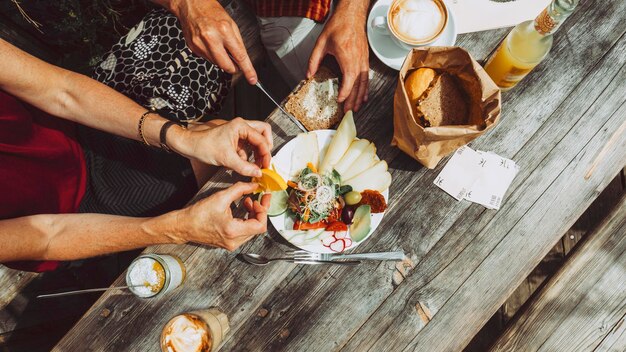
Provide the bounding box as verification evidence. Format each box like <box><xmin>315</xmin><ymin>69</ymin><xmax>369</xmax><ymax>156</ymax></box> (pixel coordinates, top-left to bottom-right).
<box><xmin>342</xmin><ymin>206</ymin><xmax>355</xmax><ymax>225</ymax></box>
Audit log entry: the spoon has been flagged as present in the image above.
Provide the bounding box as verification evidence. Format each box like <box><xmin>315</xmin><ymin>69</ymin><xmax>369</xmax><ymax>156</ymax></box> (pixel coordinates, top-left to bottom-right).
<box><xmin>240</xmin><ymin>253</ymin><xmax>361</xmax><ymax>266</ymax></box>
<box><xmin>37</xmin><ymin>284</ymin><xmax>147</xmax><ymax>299</ymax></box>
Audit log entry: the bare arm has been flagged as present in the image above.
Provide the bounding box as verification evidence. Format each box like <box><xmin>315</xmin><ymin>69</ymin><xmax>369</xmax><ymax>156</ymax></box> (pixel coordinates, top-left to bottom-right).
<box><xmin>308</xmin><ymin>0</ymin><xmax>371</xmax><ymax>112</ymax></box>
<box><xmin>0</xmin><ymin>38</ymin><xmax>173</xmax><ymax>149</ymax></box>
<box><xmin>0</xmin><ymin>38</ymin><xmax>273</xmax><ymax>177</ymax></box>
<box><xmin>0</xmin><ymin>40</ymin><xmax>274</xmax><ymax>261</ymax></box>
<box><xmin>0</xmin><ymin>213</ymin><xmax>177</xmax><ymax>262</ymax></box>
<box><xmin>0</xmin><ymin>183</ymin><xmax>270</xmax><ymax>262</ymax></box>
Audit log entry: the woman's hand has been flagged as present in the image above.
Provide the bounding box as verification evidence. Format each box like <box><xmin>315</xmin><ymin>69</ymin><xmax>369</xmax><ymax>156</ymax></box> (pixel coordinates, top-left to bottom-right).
<box><xmin>156</xmin><ymin>0</ymin><xmax>258</xmax><ymax>84</ymax></box>
<box><xmin>174</xmin><ymin>182</ymin><xmax>271</xmax><ymax>250</ymax></box>
<box><xmin>172</xmin><ymin>117</ymin><xmax>273</xmax><ymax>178</ymax></box>
<box><xmin>0</xmin><ymin>182</ymin><xmax>270</xmax><ymax>261</ymax></box>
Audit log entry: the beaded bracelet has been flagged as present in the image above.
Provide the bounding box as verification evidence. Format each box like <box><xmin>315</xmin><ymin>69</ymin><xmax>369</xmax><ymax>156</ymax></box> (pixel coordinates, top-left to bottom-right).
<box><xmin>137</xmin><ymin>110</ymin><xmax>156</xmax><ymax>146</ymax></box>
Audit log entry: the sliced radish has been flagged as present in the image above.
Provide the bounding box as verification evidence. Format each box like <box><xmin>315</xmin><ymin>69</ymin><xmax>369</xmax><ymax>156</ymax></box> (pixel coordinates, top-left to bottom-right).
<box><xmin>329</xmin><ymin>239</ymin><xmax>345</xmax><ymax>252</ymax></box>
<box><xmin>335</xmin><ymin>231</ymin><xmax>347</xmax><ymax>239</ymax></box>
<box><xmin>321</xmin><ymin>235</ymin><xmax>335</xmax><ymax>247</ymax></box>
<box><xmin>343</xmin><ymin>238</ymin><xmax>353</xmax><ymax>247</ymax></box>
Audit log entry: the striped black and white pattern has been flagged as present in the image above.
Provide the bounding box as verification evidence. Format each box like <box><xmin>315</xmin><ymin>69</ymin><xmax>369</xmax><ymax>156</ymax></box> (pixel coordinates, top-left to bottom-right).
<box><xmin>77</xmin><ymin>127</ymin><xmax>197</xmax><ymax>217</ymax></box>
<box><xmin>77</xmin><ymin>126</ymin><xmax>197</xmax><ymax>216</ymax></box>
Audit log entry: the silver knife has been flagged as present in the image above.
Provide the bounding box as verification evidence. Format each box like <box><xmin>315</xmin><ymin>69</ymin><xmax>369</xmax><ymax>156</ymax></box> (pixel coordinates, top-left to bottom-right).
<box><xmin>224</xmin><ymin>51</ymin><xmax>308</xmax><ymax>132</ymax></box>
<box><xmin>254</xmin><ymin>81</ymin><xmax>308</xmax><ymax>132</ymax></box>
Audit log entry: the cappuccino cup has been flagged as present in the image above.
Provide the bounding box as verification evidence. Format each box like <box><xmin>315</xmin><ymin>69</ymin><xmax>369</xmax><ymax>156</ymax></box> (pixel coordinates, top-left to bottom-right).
<box><xmin>371</xmin><ymin>0</ymin><xmax>448</xmax><ymax>49</ymax></box>
<box><xmin>161</xmin><ymin>308</ymin><xmax>230</xmax><ymax>352</ymax></box>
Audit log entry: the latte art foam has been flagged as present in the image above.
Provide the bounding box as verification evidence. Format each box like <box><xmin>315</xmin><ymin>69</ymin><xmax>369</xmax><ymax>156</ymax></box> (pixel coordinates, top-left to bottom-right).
<box><xmin>163</xmin><ymin>314</ymin><xmax>211</xmax><ymax>352</ymax></box>
<box><xmin>391</xmin><ymin>0</ymin><xmax>445</xmax><ymax>43</ymax></box>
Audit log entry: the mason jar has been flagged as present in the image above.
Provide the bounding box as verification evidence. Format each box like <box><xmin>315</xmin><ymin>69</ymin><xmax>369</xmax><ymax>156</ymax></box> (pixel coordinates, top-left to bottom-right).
<box><xmin>161</xmin><ymin>308</ymin><xmax>230</xmax><ymax>352</ymax></box>
<box><xmin>126</xmin><ymin>254</ymin><xmax>186</xmax><ymax>298</ymax></box>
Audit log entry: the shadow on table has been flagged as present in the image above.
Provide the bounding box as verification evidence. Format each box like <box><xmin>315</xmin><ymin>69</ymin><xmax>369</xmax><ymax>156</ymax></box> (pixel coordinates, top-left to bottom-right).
<box><xmin>388</xmin><ymin>151</ymin><xmax>425</xmax><ymax>173</ymax></box>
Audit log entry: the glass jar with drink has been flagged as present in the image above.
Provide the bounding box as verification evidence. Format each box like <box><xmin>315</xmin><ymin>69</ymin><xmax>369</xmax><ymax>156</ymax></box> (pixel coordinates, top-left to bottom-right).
<box><xmin>161</xmin><ymin>308</ymin><xmax>230</xmax><ymax>352</ymax></box>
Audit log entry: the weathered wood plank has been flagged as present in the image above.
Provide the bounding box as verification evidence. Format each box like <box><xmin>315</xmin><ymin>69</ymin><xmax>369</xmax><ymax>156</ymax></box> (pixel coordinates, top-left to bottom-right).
<box><xmin>593</xmin><ymin>312</ymin><xmax>626</xmax><ymax>352</ymax></box>
<box><xmin>406</xmin><ymin>104</ymin><xmax>626</xmax><ymax>351</ymax></box>
<box><xmin>54</xmin><ymin>0</ymin><xmax>626</xmax><ymax>350</ymax></box>
<box><xmin>562</xmin><ymin>175</ymin><xmax>625</xmax><ymax>255</ymax></box>
<box><xmin>490</xmin><ymin>195</ymin><xmax>626</xmax><ymax>352</ymax></box>
<box><xmin>0</xmin><ymin>267</ymin><xmax>38</xmax><ymax>335</ymax></box>
<box><xmin>468</xmin><ymin>173</ymin><xmax>625</xmax><ymax>351</ymax></box>
<box><xmin>342</xmin><ymin>9</ymin><xmax>626</xmax><ymax>352</ymax></box>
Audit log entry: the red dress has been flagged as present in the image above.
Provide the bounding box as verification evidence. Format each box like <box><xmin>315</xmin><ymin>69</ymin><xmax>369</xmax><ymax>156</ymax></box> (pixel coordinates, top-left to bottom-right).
<box><xmin>0</xmin><ymin>90</ymin><xmax>87</xmax><ymax>271</ymax></box>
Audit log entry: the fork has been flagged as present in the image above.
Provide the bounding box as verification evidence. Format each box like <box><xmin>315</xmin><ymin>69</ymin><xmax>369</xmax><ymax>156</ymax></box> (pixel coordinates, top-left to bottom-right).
<box><xmin>292</xmin><ymin>250</ymin><xmax>405</xmax><ymax>263</ymax></box>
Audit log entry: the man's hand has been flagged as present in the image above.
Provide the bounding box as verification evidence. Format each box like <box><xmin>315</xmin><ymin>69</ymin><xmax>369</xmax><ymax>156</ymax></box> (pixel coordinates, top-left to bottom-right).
<box><xmin>173</xmin><ymin>117</ymin><xmax>273</xmax><ymax>178</ymax></box>
<box><xmin>307</xmin><ymin>1</ymin><xmax>370</xmax><ymax>112</ymax></box>
<box><xmin>156</xmin><ymin>0</ymin><xmax>258</xmax><ymax>84</ymax></box>
<box><xmin>177</xmin><ymin>182</ymin><xmax>271</xmax><ymax>251</ymax></box>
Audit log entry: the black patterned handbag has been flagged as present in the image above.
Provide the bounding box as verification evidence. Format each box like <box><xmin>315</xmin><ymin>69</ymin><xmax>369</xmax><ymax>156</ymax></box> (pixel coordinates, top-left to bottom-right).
<box><xmin>92</xmin><ymin>8</ymin><xmax>231</xmax><ymax>122</ymax></box>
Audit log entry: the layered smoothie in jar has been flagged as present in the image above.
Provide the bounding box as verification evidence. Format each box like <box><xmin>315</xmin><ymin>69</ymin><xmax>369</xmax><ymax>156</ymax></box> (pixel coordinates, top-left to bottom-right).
<box><xmin>126</xmin><ymin>254</ymin><xmax>186</xmax><ymax>298</ymax></box>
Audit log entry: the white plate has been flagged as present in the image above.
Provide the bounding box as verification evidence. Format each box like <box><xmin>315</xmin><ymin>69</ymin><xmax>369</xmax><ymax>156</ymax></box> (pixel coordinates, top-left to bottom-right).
<box><xmin>367</xmin><ymin>0</ymin><xmax>458</xmax><ymax>71</ymax></box>
<box><xmin>270</xmin><ymin>130</ymin><xmax>388</xmax><ymax>253</ymax></box>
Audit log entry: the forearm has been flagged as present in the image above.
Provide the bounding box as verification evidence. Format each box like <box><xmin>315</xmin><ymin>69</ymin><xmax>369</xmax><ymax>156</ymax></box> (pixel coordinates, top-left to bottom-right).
<box><xmin>334</xmin><ymin>0</ymin><xmax>370</xmax><ymax>23</ymax></box>
<box><xmin>0</xmin><ymin>39</ymin><xmax>192</xmax><ymax>156</ymax></box>
<box><xmin>150</xmin><ymin>0</ymin><xmax>189</xmax><ymax>17</ymax></box>
<box><xmin>0</xmin><ymin>212</ymin><xmax>185</xmax><ymax>262</ymax></box>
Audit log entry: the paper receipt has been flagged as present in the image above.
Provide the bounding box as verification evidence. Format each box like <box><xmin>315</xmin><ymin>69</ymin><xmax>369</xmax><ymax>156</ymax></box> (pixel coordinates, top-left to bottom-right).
<box><xmin>434</xmin><ymin>147</ymin><xmax>520</xmax><ymax>209</ymax></box>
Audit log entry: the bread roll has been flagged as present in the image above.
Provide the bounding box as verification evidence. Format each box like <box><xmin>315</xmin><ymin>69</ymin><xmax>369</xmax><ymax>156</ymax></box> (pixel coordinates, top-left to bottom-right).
<box><xmin>404</xmin><ymin>68</ymin><xmax>437</xmax><ymax>110</ymax></box>
<box><xmin>404</xmin><ymin>68</ymin><xmax>469</xmax><ymax>127</ymax></box>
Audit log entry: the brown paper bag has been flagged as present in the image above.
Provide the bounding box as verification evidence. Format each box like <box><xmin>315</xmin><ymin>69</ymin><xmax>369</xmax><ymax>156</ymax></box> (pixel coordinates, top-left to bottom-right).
<box><xmin>391</xmin><ymin>47</ymin><xmax>501</xmax><ymax>169</ymax></box>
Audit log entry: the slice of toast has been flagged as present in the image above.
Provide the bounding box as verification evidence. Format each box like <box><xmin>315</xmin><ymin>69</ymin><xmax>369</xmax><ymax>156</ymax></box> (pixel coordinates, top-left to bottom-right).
<box><xmin>419</xmin><ymin>73</ymin><xmax>469</xmax><ymax>127</ymax></box>
<box><xmin>285</xmin><ymin>67</ymin><xmax>343</xmax><ymax>130</ymax></box>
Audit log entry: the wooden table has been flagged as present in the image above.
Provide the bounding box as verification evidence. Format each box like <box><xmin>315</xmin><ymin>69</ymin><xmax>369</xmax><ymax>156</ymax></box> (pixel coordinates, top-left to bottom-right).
<box><xmin>56</xmin><ymin>0</ymin><xmax>626</xmax><ymax>350</ymax></box>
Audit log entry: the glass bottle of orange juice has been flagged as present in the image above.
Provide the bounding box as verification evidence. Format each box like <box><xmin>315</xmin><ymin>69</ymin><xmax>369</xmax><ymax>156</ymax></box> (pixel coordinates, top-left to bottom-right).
<box><xmin>484</xmin><ymin>0</ymin><xmax>579</xmax><ymax>91</ymax></box>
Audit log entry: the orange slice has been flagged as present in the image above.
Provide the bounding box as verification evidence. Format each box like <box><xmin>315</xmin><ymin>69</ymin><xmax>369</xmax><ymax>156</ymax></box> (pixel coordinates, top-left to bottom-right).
<box><xmin>253</xmin><ymin>168</ymin><xmax>288</xmax><ymax>193</ymax></box>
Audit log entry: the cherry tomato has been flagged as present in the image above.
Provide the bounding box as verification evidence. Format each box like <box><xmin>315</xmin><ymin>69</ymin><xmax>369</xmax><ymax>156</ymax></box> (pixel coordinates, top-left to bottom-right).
<box><xmin>293</xmin><ymin>220</ymin><xmax>327</xmax><ymax>230</ymax></box>
<box><xmin>326</xmin><ymin>221</ymin><xmax>348</xmax><ymax>232</ymax></box>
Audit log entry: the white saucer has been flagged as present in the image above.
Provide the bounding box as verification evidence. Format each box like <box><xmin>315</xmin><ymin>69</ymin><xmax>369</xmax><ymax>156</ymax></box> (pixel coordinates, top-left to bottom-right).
<box><xmin>367</xmin><ymin>0</ymin><xmax>458</xmax><ymax>71</ymax></box>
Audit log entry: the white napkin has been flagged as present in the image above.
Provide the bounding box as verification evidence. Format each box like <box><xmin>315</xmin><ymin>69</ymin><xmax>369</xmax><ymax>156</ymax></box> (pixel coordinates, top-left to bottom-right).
<box><xmin>434</xmin><ymin>146</ymin><xmax>520</xmax><ymax>210</ymax></box>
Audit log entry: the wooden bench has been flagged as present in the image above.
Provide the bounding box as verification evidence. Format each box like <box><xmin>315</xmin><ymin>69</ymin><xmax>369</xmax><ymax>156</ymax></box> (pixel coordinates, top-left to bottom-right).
<box><xmin>490</xmin><ymin>195</ymin><xmax>626</xmax><ymax>352</ymax></box>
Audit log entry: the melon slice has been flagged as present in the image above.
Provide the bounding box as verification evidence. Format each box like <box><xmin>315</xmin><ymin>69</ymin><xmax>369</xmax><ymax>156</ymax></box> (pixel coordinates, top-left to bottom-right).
<box><xmin>289</xmin><ymin>132</ymin><xmax>319</xmax><ymax>179</ymax></box>
<box><xmin>318</xmin><ymin>111</ymin><xmax>357</xmax><ymax>174</ymax></box>
<box><xmin>340</xmin><ymin>143</ymin><xmax>377</xmax><ymax>180</ymax></box>
<box><xmin>333</xmin><ymin>139</ymin><xmax>370</xmax><ymax>177</ymax></box>
<box><xmin>344</xmin><ymin>161</ymin><xmax>391</xmax><ymax>192</ymax></box>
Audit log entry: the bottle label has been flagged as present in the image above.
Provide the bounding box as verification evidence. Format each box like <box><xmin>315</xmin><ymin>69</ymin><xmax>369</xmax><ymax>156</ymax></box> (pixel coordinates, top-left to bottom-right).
<box><xmin>535</xmin><ymin>8</ymin><xmax>557</xmax><ymax>35</ymax></box>
<box><xmin>500</xmin><ymin>67</ymin><xmax>535</xmax><ymax>88</ymax></box>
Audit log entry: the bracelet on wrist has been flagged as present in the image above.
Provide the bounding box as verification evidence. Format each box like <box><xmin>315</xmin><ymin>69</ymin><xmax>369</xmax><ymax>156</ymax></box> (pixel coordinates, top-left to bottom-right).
<box><xmin>138</xmin><ymin>110</ymin><xmax>158</xmax><ymax>147</ymax></box>
<box><xmin>159</xmin><ymin>120</ymin><xmax>185</xmax><ymax>153</ymax></box>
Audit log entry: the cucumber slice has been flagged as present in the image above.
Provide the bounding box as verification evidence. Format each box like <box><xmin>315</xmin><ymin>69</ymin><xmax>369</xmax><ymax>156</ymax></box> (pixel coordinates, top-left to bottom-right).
<box><xmin>303</xmin><ymin>229</ymin><xmax>326</xmax><ymax>243</ymax></box>
<box><xmin>280</xmin><ymin>230</ymin><xmax>306</xmax><ymax>240</ymax></box>
<box><xmin>267</xmin><ymin>190</ymin><xmax>289</xmax><ymax>217</ymax></box>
